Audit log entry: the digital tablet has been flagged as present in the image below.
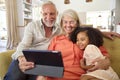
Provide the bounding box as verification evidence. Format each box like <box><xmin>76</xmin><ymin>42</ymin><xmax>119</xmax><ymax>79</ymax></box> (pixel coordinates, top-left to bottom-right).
<box><xmin>22</xmin><ymin>50</ymin><xmax>64</xmax><ymax>78</ymax></box>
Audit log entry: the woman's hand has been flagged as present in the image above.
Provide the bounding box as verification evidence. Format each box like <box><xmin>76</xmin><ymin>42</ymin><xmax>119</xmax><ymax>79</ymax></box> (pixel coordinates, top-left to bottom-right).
<box><xmin>88</xmin><ymin>57</ymin><xmax>110</xmax><ymax>72</ymax></box>
<box><xmin>18</xmin><ymin>56</ymin><xmax>34</xmax><ymax>72</ymax></box>
<box><xmin>102</xmin><ymin>32</ymin><xmax>120</xmax><ymax>40</ymax></box>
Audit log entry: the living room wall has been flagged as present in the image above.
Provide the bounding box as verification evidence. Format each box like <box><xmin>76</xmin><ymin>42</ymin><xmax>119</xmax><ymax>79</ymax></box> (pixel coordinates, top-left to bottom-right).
<box><xmin>51</xmin><ymin>0</ymin><xmax>115</xmax><ymax>13</ymax></box>
<box><xmin>19</xmin><ymin>0</ymin><xmax>119</xmax><ymax>40</ymax></box>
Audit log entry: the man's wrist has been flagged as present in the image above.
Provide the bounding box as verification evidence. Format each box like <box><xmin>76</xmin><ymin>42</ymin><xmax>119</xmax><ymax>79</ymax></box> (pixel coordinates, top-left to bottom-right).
<box><xmin>18</xmin><ymin>55</ymin><xmax>24</xmax><ymax>62</ymax></box>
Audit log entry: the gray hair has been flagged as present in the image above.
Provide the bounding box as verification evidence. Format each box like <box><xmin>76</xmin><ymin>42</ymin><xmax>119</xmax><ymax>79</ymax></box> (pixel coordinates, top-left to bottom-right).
<box><xmin>60</xmin><ymin>9</ymin><xmax>81</xmax><ymax>27</ymax></box>
<box><xmin>41</xmin><ymin>1</ymin><xmax>57</xmax><ymax>11</ymax></box>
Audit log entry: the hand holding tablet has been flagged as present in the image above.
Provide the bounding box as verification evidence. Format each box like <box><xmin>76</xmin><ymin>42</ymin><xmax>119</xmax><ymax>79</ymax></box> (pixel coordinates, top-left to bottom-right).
<box><xmin>23</xmin><ymin>50</ymin><xmax>64</xmax><ymax>78</ymax></box>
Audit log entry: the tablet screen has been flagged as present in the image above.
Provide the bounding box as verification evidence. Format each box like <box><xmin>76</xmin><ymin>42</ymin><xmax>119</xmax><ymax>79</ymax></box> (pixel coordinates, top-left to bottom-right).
<box><xmin>23</xmin><ymin>50</ymin><xmax>63</xmax><ymax>67</ymax></box>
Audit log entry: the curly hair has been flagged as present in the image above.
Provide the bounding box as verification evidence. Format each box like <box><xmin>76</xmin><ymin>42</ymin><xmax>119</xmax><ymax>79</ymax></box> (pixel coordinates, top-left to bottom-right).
<box><xmin>70</xmin><ymin>27</ymin><xmax>104</xmax><ymax>47</ymax></box>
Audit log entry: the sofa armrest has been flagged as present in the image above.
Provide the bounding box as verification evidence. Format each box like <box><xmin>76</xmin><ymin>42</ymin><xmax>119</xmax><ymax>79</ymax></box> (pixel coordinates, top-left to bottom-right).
<box><xmin>103</xmin><ymin>37</ymin><xmax>120</xmax><ymax>78</ymax></box>
<box><xmin>0</xmin><ymin>50</ymin><xmax>15</xmax><ymax>79</ymax></box>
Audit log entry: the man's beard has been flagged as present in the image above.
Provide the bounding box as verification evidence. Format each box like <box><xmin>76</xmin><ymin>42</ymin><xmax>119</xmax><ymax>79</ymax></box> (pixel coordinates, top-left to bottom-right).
<box><xmin>44</xmin><ymin>21</ymin><xmax>55</xmax><ymax>27</ymax></box>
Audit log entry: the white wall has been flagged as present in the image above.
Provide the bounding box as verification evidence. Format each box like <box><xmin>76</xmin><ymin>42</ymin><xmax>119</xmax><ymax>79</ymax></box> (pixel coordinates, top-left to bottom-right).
<box><xmin>51</xmin><ymin>0</ymin><xmax>115</xmax><ymax>24</ymax></box>
<box><xmin>51</xmin><ymin>0</ymin><xmax>114</xmax><ymax>13</ymax></box>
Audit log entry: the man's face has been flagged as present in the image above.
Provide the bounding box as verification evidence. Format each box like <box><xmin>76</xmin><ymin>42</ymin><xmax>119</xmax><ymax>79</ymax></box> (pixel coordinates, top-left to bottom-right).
<box><xmin>41</xmin><ymin>4</ymin><xmax>57</xmax><ymax>27</ymax></box>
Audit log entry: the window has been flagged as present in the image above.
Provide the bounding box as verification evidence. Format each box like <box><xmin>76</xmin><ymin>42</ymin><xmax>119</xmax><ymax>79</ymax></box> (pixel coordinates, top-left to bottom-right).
<box><xmin>0</xmin><ymin>1</ymin><xmax>7</xmax><ymax>40</ymax></box>
<box><xmin>86</xmin><ymin>11</ymin><xmax>111</xmax><ymax>31</ymax></box>
<box><xmin>32</xmin><ymin>0</ymin><xmax>44</xmax><ymax>21</ymax></box>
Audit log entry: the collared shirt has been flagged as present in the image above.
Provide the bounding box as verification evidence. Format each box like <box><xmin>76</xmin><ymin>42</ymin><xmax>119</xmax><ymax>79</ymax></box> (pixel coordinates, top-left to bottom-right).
<box><xmin>12</xmin><ymin>20</ymin><xmax>61</xmax><ymax>60</ymax></box>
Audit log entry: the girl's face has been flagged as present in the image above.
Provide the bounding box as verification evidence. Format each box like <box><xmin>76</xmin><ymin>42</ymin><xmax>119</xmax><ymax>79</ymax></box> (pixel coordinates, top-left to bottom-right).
<box><xmin>76</xmin><ymin>31</ymin><xmax>89</xmax><ymax>50</ymax></box>
<box><xmin>62</xmin><ymin>15</ymin><xmax>77</xmax><ymax>37</ymax></box>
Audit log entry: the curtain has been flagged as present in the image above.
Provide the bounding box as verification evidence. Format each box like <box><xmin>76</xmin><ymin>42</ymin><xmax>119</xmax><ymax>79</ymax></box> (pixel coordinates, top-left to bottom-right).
<box><xmin>5</xmin><ymin>0</ymin><xmax>20</xmax><ymax>49</ymax></box>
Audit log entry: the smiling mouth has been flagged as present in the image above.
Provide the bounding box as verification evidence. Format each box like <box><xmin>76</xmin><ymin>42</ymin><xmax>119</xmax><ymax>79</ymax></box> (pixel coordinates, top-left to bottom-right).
<box><xmin>66</xmin><ymin>27</ymin><xmax>73</xmax><ymax>31</ymax></box>
<box><xmin>79</xmin><ymin>45</ymin><xmax>85</xmax><ymax>49</ymax></box>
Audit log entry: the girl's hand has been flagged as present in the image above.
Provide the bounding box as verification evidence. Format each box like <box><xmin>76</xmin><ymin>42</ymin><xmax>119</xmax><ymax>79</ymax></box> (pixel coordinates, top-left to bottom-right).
<box><xmin>18</xmin><ymin>56</ymin><xmax>34</xmax><ymax>72</ymax></box>
<box><xmin>80</xmin><ymin>58</ymin><xmax>94</xmax><ymax>70</ymax></box>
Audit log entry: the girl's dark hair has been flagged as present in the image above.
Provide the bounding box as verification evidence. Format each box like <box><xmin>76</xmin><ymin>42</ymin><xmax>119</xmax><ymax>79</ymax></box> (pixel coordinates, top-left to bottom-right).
<box><xmin>70</xmin><ymin>27</ymin><xmax>104</xmax><ymax>47</ymax></box>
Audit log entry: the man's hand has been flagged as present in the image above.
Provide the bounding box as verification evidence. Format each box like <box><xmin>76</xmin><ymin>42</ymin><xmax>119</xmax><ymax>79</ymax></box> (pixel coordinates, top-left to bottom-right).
<box><xmin>18</xmin><ymin>56</ymin><xmax>34</xmax><ymax>72</ymax></box>
<box><xmin>88</xmin><ymin>57</ymin><xmax>110</xmax><ymax>72</ymax></box>
<box><xmin>102</xmin><ymin>32</ymin><xmax>120</xmax><ymax>40</ymax></box>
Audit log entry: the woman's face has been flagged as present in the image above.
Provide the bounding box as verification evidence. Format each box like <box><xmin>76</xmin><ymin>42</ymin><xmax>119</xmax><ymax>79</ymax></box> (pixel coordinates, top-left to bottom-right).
<box><xmin>62</xmin><ymin>15</ymin><xmax>77</xmax><ymax>36</ymax></box>
<box><xmin>76</xmin><ymin>32</ymin><xmax>89</xmax><ymax>50</ymax></box>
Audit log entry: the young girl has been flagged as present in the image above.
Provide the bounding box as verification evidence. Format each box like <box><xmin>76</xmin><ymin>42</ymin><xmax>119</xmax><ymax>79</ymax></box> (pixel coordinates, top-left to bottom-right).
<box><xmin>70</xmin><ymin>27</ymin><xmax>120</xmax><ymax>80</ymax></box>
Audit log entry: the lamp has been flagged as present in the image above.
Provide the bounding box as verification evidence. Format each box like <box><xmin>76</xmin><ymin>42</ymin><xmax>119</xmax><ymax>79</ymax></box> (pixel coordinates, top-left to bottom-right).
<box><xmin>64</xmin><ymin>0</ymin><xmax>70</xmax><ymax>4</ymax></box>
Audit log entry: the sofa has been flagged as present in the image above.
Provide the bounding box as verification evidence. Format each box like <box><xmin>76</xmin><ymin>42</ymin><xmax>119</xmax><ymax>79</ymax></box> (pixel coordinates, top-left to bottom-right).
<box><xmin>0</xmin><ymin>37</ymin><xmax>120</xmax><ymax>79</ymax></box>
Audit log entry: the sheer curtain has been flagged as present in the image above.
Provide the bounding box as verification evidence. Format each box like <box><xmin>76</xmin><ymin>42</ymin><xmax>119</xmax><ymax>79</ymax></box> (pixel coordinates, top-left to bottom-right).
<box><xmin>32</xmin><ymin>0</ymin><xmax>42</xmax><ymax>21</ymax></box>
<box><xmin>5</xmin><ymin>0</ymin><xmax>20</xmax><ymax>49</ymax></box>
<box><xmin>32</xmin><ymin>6</ymin><xmax>41</xmax><ymax>21</ymax></box>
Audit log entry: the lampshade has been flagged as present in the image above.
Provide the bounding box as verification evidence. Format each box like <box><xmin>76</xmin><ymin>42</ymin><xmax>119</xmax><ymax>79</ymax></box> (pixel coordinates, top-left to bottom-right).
<box><xmin>64</xmin><ymin>0</ymin><xmax>70</xmax><ymax>4</ymax></box>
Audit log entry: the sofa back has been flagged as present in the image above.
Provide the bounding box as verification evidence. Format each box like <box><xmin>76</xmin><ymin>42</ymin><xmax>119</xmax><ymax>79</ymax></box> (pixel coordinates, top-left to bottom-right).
<box><xmin>103</xmin><ymin>37</ymin><xmax>120</xmax><ymax>77</ymax></box>
<box><xmin>0</xmin><ymin>37</ymin><xmax>120</xmax><ymax>79</ymax></box>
